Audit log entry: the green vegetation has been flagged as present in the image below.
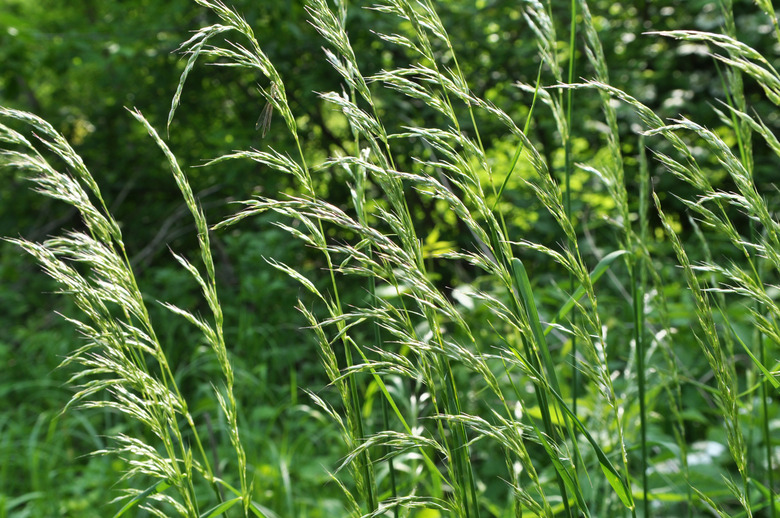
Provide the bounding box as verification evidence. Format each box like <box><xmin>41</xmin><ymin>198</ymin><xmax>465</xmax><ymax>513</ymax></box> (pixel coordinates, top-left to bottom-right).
<box><xmin>1</xmin><ymin>0</ymin><xmax>779</xmax><ymax>516</ymax></box>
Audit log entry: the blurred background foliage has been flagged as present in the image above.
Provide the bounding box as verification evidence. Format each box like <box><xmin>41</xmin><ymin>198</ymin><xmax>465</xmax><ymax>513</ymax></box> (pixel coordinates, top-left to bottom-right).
<box><xmin>2</xmin><ymin>0</ymin><xmax>779</xmax><ymax>515</ymax></box>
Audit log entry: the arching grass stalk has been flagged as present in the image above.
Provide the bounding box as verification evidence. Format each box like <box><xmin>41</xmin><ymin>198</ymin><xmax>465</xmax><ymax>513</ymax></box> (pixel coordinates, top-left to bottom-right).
<box><xmin>654</xmin><ymin>193</ymin><xmax>751</xmax><ymax>516</ymax></box>
<box><xmin>715</xmin><ymin>3</ymin><xmax>775</xmax><ymax>511</ymax></box>
<box><xmin>650</xmin><ymin>27</ymin><xmax>780</xmax><ymax>513</ymax></box>
<box><xmin>128</xmin><ymin>108</ymin><xmax>250</xmax><ymax>515</ymax></box>
<box><xmin>174</xmin><ymin>1</ymin><xmax>384</xmax><ymax>512</ymax></box>
<box><xmin>524</xmin><ymin>2</ymin><xmax>638</xmax><ymax>514</ymax></box>
<box><xmin>486</xmin><ymin>63</ymin><xmax>581</xmax><ymax>513</ymax></box>
<box><xmin>304</xmin><ymin>0</ymin><xmax>402</xmax><ymax>506</ymax></box>
<box><xmin>570</xmin><ymin>1</ymin><xmax>648</xmax><ymax>513</ymax></box>
<box><xmin>0</xmin><ymin>108</ymin><xmax>247</xmax><ymax>516</ymax></box>
<box><xmin>305</xmin><ymin>0</ymin><xmax>586</xmax><ymax>509</ymax></box>
<box><xmin>491</xmin><ymin>62</ymin><xmax>543</xmax><ymax>213</ymax></box>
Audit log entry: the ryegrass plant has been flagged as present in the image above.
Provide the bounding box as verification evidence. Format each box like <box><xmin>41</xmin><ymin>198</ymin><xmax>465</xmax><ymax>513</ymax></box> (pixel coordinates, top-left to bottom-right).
<box><xmin>2</xmin><ymin>0</ymin><xmax>779</xmax><ymax>516</ymax></box>
<box><xmin>0</xmin><ymin>107</ymin><xmax>263</xmax><ymax>517</ymax></box>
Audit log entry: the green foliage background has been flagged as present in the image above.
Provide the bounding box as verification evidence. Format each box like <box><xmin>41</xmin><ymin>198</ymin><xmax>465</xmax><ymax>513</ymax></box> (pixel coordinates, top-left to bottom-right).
<box><xmin>1</xmin><ymin>0</ymin><xmax>779</xmax><ymax>516</ymax></box>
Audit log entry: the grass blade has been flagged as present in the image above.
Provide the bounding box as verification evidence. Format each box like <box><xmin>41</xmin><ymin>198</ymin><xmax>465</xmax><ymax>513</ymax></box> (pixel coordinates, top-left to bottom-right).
<box><xmin>113</xmin><ymin>480</ymin><xmax>171</xmax><ymax>518</ymax></box>
<box><xmin>199</xmin><ymin>497</ymin><xmax>241</xmax><ymax>518</ymax></box>
<box><xmin>544</xmin><ymin>249</ymin><xmax>629</xmax><ymax>335</ymax></box>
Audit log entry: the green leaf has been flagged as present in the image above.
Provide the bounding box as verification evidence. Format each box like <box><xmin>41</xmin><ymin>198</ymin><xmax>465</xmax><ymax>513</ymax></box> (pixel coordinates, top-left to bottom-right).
<box><xmin>215</xmin><ymin>478</ymin><xmax>273</xmax><ymax>517</ymax></box>
<box><xmin>492</xmin><ymin>60</ymin><xmax>543</xmax><ymax>212</ymax></box>
<box><xmin>511</xmin><ymin>257</ymin><xmax>591</xmax><ymax>514</ymax></box>
<box><xmin>113</xmin><ymin>480</ymin><xmax>171</xmax><ymax>518</ymax></box>
<box><xmin>721</xmin><ymin>309</ymin><xmax>780</xmax><ymax>390</ymax></box>
<box><xmin>525</xmin><ymin>405</ymin><xmax>566</xmax><ymax>426</ymax></box>
<box><xmin>546</xmin><ymin>249</ymin><xmax>630</xmax><ymax>335</ymax></box>
<box><xmin>601</xmin><ymin>464</ymin><xmax>634</xmax><ymax>509</ymax></box>
<box><xmin>199</xmin><ymin>497</ymin><xmax>242</xmax><ymax>518</ymax></box>
<box><xmin>546</xmin><ymin>378</ymin><xmax>636</xmax><ymax>511</ymax></box>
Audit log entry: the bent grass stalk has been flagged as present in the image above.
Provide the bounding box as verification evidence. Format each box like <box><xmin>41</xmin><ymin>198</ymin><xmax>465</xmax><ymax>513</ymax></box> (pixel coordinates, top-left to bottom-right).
<box><xmin>574</xmin><ymin>0</ymin><xmax>651</xmax><ymax>513</ymax></box>
<box><xmin>0</xmin><ymin>107</ymin><xmax>250</xmax><ymax>516</ymax></box>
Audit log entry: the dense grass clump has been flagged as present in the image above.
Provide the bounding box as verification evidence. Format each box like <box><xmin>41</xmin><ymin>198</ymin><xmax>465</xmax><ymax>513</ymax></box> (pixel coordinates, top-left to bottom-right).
<box><xmin>2</xmin><ymin>0</ymin><xmax>779</xmax><ymax>516</ymax></box>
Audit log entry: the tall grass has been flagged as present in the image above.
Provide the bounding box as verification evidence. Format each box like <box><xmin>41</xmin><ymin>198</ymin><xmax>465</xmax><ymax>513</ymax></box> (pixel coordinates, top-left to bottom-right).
<box><xmin>2</xmin><ymin>0</ymin><xmax>779</xmax><ymax>516</ymax></box>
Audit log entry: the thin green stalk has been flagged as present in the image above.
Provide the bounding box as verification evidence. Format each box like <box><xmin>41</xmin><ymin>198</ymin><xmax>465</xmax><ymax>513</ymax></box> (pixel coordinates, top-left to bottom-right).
<box><xmin>713</xmin><ymin>3</ymin><xmax>774</xmax><ymax>507</ymax></box>
<box><xmin>565</xmin><ymin>0</ymin><xmax>579</xmax><ymax>479</ymax></box>
<box><xmin>483</xmin><ymin>62</ymin><xmax>578</xmax><ymax>512</ymax></box>
<box><xmin>630</xmin><ymin>262</ymin><xmax>649</xmax><ymax>517</ymax></box>
<box><xmin>638</xmin><ymin>132</ymin><xmax>694</xmax><ymax>516</ymax></box>
<box><xmin>191</xmin><ymin>0</ymin><xmax>385</xmax><ymax>504</ymax></box>
<box><xmin>367</xmin><ymin>4</ymin><xmax>487</xmax><ymax>513</ymax></box>
<box><xmin>633</xmin><ymin>117</ymin><xmax>650</xmax><ymax>518</ymax></box>
<box><xmin>759</xmin><ymin>325</ymin><xmax>776</xmax><ymax>518</ymax></box>
<box><xmin>359</xmin><ymin>141</ymin><xmax>396</xmax><ymax>518</ymax></box>
<box><xmin>573</xmin><ymin>4</ymin><xmax>641</xmax><ymax>514</ymax></box>
<box><xmin>349</xmin><ymin>116</ymin><xmax>388</xmax><ymax>512</ymax></box>
<box><xmin>491</xmin><ymin>61</ymin><xmax>543</xmax><ymax>214</ymax></box>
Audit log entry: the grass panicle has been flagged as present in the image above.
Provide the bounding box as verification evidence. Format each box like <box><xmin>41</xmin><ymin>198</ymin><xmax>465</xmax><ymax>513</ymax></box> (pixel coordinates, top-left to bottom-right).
<box><xmin>3</xmin><ymin>0</ymin><xmax>779</xmax><ymax>516</ymax></box>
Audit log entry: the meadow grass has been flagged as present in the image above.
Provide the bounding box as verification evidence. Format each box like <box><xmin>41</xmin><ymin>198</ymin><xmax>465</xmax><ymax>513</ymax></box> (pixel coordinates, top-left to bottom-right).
<box><xmin>2</xmin><ymin>0</ymin><xmax>779</xmax><ymax>516</ymax></box>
